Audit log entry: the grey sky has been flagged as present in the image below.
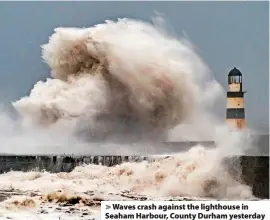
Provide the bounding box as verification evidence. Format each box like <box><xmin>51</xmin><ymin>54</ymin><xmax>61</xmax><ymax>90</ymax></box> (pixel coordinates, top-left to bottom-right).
<box><xmin>0</xmin><ymin>1</ymin><xmax>268</xmax><ymax>133</ymax></box>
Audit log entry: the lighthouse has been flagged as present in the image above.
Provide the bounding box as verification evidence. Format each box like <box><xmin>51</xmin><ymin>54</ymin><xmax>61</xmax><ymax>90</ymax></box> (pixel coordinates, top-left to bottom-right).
<box><xmin>226</xmin><ymin>67</ymin><xmax>246</xmax><ymax>129</ymax></box>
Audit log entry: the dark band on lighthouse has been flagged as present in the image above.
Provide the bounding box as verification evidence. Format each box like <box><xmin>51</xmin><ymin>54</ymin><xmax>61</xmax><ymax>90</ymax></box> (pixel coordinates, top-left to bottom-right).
<box><xmin>227</xmin><ymin>92</ymin><xmax>244</xmax><ymax>98</ymax></box>
<box><xmin>226</xmin><ymin>108</ymin><xmax>245</xmax><ymax>119</ymax></box>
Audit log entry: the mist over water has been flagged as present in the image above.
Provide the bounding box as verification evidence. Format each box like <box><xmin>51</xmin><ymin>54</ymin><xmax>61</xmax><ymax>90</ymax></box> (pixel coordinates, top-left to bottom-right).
<box><xmin>0</xmin><ymin>17</ymin><xmax>257</xmax><ymax>217</ymax></box>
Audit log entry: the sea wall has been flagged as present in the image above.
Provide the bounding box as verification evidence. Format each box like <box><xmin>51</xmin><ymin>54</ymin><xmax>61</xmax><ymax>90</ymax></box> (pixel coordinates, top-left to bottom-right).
<box><xmin>223</xmin><ymin>156</ymin><xmax>269</xmax><ymax>199</ymax></box>
<box><xmin>0</xmin><ymin>154</ymin><xmax>268</xmax><ymax>199</ymax></box>
<box><xmin>0</xmin><ymin>155</ymin><xmax>153</xmax><ymax>173</ymax></box>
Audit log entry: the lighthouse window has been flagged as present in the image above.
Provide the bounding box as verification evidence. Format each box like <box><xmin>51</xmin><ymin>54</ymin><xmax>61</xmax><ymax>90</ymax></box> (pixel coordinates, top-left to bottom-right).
<box><xmin>229</xmin><ymin>76</ymin><xmax>241</xmax><ymax>83</ymax></box>
<box><xmin>229</xmin><ymin>76</ymin><xmax>235</xmax><ymax>83</ymax></box>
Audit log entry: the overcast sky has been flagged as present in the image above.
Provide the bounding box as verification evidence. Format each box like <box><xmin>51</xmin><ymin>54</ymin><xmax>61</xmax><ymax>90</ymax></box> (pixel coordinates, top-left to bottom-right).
<box><xmin>0</xmin><ymin>1</ymin><xmax>268</xmax><ymax>133</ymax></box>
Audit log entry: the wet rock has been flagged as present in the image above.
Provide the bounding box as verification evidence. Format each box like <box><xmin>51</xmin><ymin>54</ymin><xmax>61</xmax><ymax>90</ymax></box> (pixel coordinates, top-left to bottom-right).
<box><xmin>61</xmin><ymin>203</ymin><xmax>73</xmax><ymax>207</ymax></box>
<box><xmin>40</xmin><ymin>210</ymin><xmax>48</xmax><ymax>214</ymax></box>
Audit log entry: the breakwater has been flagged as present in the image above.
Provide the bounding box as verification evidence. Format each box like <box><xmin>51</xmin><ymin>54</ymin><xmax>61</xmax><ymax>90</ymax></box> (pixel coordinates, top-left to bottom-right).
<box><xmin>223</xmin><ymin>156</ymin><xmax>269</xmax><ymax>199</ymax></box>
<box><xmin>0</xmin><ymin>155</ymin><xmax>153</xmax><ymax>173</ymax></box>
<box><xmin>0</xmin><ymin>135</ymin><xmax>268</xmax><ymax>199</ymax></box>
<box><xmin>0</xmin><ymin>154</ymin><xmax>268</xmax><ymax>199</ymax></box>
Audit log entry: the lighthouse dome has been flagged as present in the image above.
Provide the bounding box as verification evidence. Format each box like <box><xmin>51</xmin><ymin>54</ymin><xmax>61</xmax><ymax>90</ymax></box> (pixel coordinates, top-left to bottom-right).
<box><xmin>229</xmin><ymin>67</ymin><xmax>242</xmax><ymax>76</ymax></box>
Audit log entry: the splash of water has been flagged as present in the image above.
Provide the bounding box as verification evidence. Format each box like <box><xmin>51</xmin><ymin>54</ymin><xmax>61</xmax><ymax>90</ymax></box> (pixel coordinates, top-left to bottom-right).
<box><xmin>12</xmin><ymin>17</ymin><xmax>224</xmax><ymax>141</ymax></box>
